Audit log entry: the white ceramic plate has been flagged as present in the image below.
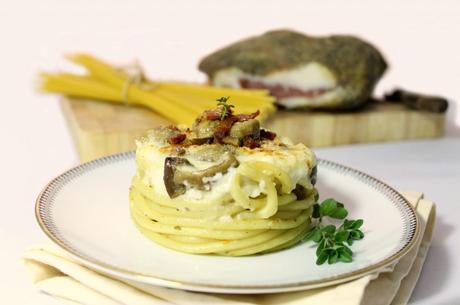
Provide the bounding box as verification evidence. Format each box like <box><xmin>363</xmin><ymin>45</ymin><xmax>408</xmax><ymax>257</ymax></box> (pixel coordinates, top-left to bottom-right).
<box><xmin>36</xmin><ymin>152</ymin><xmax>418</xmax><ymax>294</ymax></box>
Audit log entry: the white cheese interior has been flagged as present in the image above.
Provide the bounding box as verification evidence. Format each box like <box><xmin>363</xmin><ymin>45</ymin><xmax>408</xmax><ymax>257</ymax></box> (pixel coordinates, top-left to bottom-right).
<box><xmin>279</xmin><ymin>87</ymin><xmax>346</xmax><ymax>108</ymax></box>
<box><xmin>212</xmin><ymin>62</ymin><xmax>337</xmax><ymax>91</ymax></box>
<box><xmin>211</xmin><ymin>63</ymin><xmax>346</xmax><ymax>108</ymax></box>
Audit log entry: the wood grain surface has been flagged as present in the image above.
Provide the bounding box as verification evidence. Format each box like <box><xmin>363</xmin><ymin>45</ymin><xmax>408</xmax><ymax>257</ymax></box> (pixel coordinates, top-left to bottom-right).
<box><xmin>61</xmin><ymin>98</ymin><xmax>446</xmax><ymax>162</ymax></box>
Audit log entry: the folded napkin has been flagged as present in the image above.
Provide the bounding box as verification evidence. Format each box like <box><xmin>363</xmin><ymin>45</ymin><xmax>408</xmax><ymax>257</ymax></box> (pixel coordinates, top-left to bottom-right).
<box><xmin>23</xmin><ymin>191</ymin><xmax>435</xmax><ymax>305</ymax></box>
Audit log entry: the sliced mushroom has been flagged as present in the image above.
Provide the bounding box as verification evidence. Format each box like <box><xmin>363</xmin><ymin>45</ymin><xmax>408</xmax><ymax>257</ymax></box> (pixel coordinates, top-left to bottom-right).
<box><xmin>310</xmin><ymin>165</ymin><xmax>317</xmax><ymax>185</ymax></box>
<box><xmin>163</xmin><ymin>154</ymin><xmax>238</xmax><ymax>198</ymax></box>
<box><xmin>147</xmin><ymin>126</ymin><xmax>183</xmax><ymax>145</ymax></box>
<box><xmin>187</xmin><ymin>145</ymin><xmax>236</xmax><ymax>162</ymax></box>
<box><xmin>229</xmin><ymin>120</ymin><xmax>260</xmax><ymax>139</ymax></box>
<box><xmin>192</xmin><ymin>119</ymin><xmax>220</xmax><ymax>139</ymax></box>
<box><xmin>189</xmin><ymin>137</ymin><xmax>212</xmax><ymax>145</ymax></box>
<box><xmin>292</xmin><ymin>184</ymin><xmax>308</xmax><ymax>200</ymax></box>
<box><xmin>221</xmin><ymin>136</ymin><xmax>240</xmax><ymax>146</ymax></box>
<box><xmin>163</xmin><ymin>157</ymin><xmax>193</xmax><ymax>198</ymax></box>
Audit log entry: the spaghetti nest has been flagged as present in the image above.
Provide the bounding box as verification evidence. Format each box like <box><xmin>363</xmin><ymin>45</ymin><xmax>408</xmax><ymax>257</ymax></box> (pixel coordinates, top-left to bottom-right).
<box><xmin>129</xmin><ymin>161</ymin><xmax>316</xmax><ymax>256</ymax></box>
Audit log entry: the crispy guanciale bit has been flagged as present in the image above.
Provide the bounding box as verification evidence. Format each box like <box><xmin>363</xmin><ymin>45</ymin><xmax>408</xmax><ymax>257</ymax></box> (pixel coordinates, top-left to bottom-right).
<box><xmin>202</xmin><ymin>108</ymin><xmax>223</xmax><ymax>120</ymax></box>
<box><xmin>192</xmin><ymin>106</ymin><xmax>263</xmax><ymax>147</ymax></box>
<box><xmin>242</xmin><ymin>137</ymin><xmax>260</xmax><ymax>149</ymax></box>
<box><xmin>212</xmin><ymin>110</ymin><xmax>261</xmax><ymax>143</ymax></box>
<box><xmin>167</xmin><ymin>97</ymin><xmax>276</xmax><ymax>149</ymax></box>
<box><xmin>260</xmin><ymin>129</ymin><xmax>276</xmax><ymax>140</ymax></box>
<box><xmin>168</xmin><ymin>133</ymin><xmax>186</xmax><ymax>144</ymax></box>
<box><xmin>163</xmin><ymin>154</ymin><xmax>238</xmax><ymax>198</ymax></box>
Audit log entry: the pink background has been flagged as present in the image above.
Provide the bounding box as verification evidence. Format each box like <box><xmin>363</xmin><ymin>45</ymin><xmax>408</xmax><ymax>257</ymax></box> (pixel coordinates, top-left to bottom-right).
<box><xmin>0</xmin><ymin>1</ymin><xmax>459</xmax><ymax>304</ymax></box>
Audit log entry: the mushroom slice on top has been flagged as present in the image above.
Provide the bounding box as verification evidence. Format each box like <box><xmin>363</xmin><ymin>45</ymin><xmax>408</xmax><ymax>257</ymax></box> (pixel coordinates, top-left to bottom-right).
<box><xmin>163</xmin><ymin>154</ymin><xmax>238</xmax><ymax>198</ymax></box>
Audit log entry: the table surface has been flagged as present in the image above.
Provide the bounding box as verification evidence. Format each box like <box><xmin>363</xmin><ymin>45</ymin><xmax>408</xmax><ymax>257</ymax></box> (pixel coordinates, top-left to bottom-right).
<box><xmin>2</xmin><ymin>1</ymin><xmax>460</xmax><ymax>304</ymax></box>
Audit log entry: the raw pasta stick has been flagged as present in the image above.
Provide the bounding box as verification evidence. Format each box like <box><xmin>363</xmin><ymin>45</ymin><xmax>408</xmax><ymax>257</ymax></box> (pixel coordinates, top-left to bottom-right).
<box><xmin>157</xmin><ymin>81</ymin><xmax>271</xmax><ymax>97</ymax></box>
<box><xmin>40</xmin><ymin>73</ymin><xmax>121</xmax><ymax>101</ymax></box>
<box><xmin>39</xmin><ymin>53</ymin><xmax>276</xmax><ymax>125</ymax></box>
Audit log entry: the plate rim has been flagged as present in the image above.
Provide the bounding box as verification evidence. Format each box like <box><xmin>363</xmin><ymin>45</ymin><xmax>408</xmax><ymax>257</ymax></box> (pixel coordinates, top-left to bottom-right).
<box><xmin>35</xmin><ymin>151</ymin><xmax>420</xmax><ymax>294</ymax></box>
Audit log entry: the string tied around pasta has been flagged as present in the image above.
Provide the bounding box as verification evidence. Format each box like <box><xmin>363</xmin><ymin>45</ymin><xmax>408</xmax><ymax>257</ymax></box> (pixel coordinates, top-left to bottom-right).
<box><xmin>119</xmin><ymin>61</ymin><xmax>156</xmax><ymax>105</ymax></box>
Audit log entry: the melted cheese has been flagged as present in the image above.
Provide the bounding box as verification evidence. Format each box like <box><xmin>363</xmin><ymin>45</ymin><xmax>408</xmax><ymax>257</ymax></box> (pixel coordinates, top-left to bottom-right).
<box><xmin>136</xmin><ymin>135</ymin><xmax>316</xmax><ymax>203</ymax></box>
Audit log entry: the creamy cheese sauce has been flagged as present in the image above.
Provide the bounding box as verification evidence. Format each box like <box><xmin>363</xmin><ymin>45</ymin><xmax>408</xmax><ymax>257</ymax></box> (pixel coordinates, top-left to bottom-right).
<box><xmin>136</xmin><ymin>137</ymin><xmax>315</xmax><ymax>203</ymax></box>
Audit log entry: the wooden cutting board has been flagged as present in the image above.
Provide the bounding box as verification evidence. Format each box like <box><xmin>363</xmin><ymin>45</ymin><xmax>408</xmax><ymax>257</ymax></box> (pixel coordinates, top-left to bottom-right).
<box><xmin>61</xmin><ymin>98</ymin><xmax>445</xmax><ymax>162</ymax></box>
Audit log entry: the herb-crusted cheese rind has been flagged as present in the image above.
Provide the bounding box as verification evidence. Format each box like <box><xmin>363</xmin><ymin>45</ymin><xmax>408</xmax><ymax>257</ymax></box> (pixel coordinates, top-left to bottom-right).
<box><xmin>198</xmin><ymin>30</ymin><xmax>387</xmax><ymax>110</ymax></box>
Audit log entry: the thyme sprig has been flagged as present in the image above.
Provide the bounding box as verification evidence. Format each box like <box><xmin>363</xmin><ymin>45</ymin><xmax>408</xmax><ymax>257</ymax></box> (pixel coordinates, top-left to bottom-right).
<box><xmin>216</xmin><ymin>96</ymin><xmax>234</xmax><ymax>120</ymax></box>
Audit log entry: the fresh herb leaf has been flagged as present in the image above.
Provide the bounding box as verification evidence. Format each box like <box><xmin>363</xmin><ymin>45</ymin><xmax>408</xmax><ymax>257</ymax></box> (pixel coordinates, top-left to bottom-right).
<box><xmin>342</xmin><ymin>245</ymin><xmax>353</xmax><ymax>256</ymax></box>
<box><xmin>317</xmin><ymin>198</ymin><xmax>348</xmax><ymax>219</ymax></box>
<box><xmin>216</xmin><ymin>96</ymin><xmax>234</xmax><ymax>120</ymax></box>
<box><xmin>302</xmin><ymin>227</ymin><xmax>319</xmax><ymax>242</ymax></box>
<box><xmin>316</xmin><ymin>250</ymin><xmax>329</xmax><ymax>265</ymax></box>
<box><xmin>319</xmin><ymin>198</ymin><xmax>338</xmax><ymax>216</ymax></box>
<box><xmin>338</xmin><ymin>248</ymin><xmax>353</xmax><ymax>262</ymax></box>
<box><xmin>342</xmin><ymin>219</ymin><xmax>354</xmax><ymax>230</ymax></box>
<box><xmin>316</xmin><ymin>239</ymin><xmax>326</xmax><ymax>255</ymax></box>
<box><xmin>321</xmin><ymin>225</ymin><xmax>336</xmax><ymax>235</ymax></box>
<box><xmin>334</xmin><ymin>230</ymin><xmax>349</xmax><ymax>243</ymax></box>
<box><xmin>328</xmin><ymin>250</ymin><xmax>339</xmax><ymax>264</ymax></box>
<box><xmin>302</xmin><ymin>198</ymin><xmax>365</xmax><ymax>265</ymax></box>
<box><xmin>351</xmin><ymin>219</ymin><xmax>364</xmax><ymax>229</ymax></box>
<box><xmin>311</xmin><ymin>229</ymin><xmax>323</xmax><ymax>242</ymax></box>
<box><xmin>350</xmin><ymin>230</ymin><xmax>365</xmax><ymax>240</ymax></box>
<box><xmin>329</xmin><ymin>207</ymin><xmax>348</xmax><ymax>219</ymax></box>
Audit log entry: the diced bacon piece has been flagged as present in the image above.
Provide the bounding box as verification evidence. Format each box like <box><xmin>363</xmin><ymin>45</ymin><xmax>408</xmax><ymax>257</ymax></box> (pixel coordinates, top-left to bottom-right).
<box><xmin>213</xmin><ymin>117</ymin><xmax>237</xmax><ymax>142</ymax></box>
<box><xmin>168</xmin><ymin>133</ymin><xmax>186</xmax><ymax>144</ymax></box>
<box><xmin>260</xmin><ymin>129</ymin><xmax>276</xmax><ymax>140</ymax></box>
<box><xmin>234</xmin><ymin>110</ymin><xmax>260</xmax><ymax>122</ymax></box>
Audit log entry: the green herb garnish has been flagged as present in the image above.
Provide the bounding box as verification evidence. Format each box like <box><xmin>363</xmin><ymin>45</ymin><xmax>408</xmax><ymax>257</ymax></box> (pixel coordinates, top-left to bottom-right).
<box><xmin>216</xmin><ymin>96</ymin><xmax>234</xmax><ymax>120</ymax></box>
<box><xmin>303</xmin><ymin>198</ymin><xmax>364</xmax><ymax>265</ymax></box>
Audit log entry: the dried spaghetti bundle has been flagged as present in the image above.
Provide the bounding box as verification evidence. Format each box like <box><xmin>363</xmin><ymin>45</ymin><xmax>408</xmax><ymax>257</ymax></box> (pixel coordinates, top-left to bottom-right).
<box><xmin>39</xmin><ymin>54</ymin><xmax>275</xmax><ymax>125</ymax></box>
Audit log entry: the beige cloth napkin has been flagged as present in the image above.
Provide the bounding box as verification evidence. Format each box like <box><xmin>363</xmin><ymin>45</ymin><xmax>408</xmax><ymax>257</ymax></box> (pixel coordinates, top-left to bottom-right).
<box><xmin>23</xmin><ymin>191</ymin><xmax>435</xmax><ymax>305</ymax></box>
